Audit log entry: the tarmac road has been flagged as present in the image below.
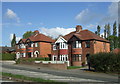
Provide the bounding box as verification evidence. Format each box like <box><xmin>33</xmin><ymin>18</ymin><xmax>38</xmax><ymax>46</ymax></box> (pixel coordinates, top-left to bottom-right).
<box><xmin>1</xmin><ymin>61</ymin><xmax>119</xmax><ymax>83</ymax></box>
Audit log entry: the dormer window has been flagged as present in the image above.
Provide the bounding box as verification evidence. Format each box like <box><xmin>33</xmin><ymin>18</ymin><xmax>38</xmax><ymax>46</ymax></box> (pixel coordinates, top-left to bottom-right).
<box><xmin>85</xmin><ymin>41</ymin><xmax>90</xmax><ymax>48</ymax></box>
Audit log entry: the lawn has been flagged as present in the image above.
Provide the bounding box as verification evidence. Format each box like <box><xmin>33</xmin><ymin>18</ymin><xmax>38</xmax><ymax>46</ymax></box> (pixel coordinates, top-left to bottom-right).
<box><xmin>1</xmin><ymin>72</ymin><xmax>67</xmax><ymax>84</ymax></box>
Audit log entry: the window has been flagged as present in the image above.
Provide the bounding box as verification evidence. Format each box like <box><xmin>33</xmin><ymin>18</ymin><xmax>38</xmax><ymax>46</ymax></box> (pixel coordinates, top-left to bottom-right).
<box><xmin>59</xmin><ymin>42</ymin><xmax>68</xmax><ymax>49</ymax></box>
<box><xmin>20</xmin><ymin>53</ymin><xmax>24</xmax><ymax>57</ymax></box>
<box><xmin>53</xmin><ymin>55</ymin><xmax>57</xmax><ymax>61</ymax></box>
<box><xmin>60</xmin><ymin>42</ymin><xmax>62</xmax><ymax>49</ymax></box>
<box><xmin>21</xmin><ymin>44</ymin><xmax>25</xmax><ymax>48</ymax></box>
<box><xmin>35</xmin><ymin>42</ymin><xmax>38</xmax><ymax>47</ymax></box>
<box><xmin>31</xmin><ymin>43</ymin><xmax>34</xmax><ymax>47</ymax></box>
<box><xmin>72</xmin><ymin>41</ymin><xmax>81</xmax><ymax>48</ymax></box>
<box><xmin>23</xmin><ymin>53</ymin><xmax>26</xmax><ymax>57</ymax></box>
<box><xmin>60</xmin><ymin>55</ymin><xmax>68</xmax><ymax>61</ymax></box>
<box><xmin>72</xmin><ymin>54</ymin><xmax>82</xmax><ymax>61</ymax></box>
<box><xmin>85</xmin><ymin>41</ymin><xmax>90</xmax><ymax>48</ymax></box>
<box><xmin>28</xmin><ymin>43</ymin><xmax>31</xmax><ymax>47</ymax></box>
<box><xmin>53</xmin><ymin>45</ymin><xmax>57</xmax><ymax>50</ymax></box>
<box><xmin>17</xmin><ymin>45</ymin><xmax>19</xmax><ymax>49</ymax></box>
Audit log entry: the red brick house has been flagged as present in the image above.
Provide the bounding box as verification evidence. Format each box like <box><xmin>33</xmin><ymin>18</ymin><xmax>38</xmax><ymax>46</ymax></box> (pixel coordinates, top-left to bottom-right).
<box><xmin>16</xmin><ymin>30</ymin><xmax>54</xmax><ymax>59</ymax></box>
<box><xmin>52</xmin><ymin>25</ymin><xmax>110</xmax><ymax>66</ymax></box>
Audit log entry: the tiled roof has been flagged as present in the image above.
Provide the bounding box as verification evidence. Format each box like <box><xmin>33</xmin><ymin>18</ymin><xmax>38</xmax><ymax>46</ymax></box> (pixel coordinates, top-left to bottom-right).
<box><xmin>17</xmin><ymin>39</ymin><xmax>26</xmax><ymax>44</ymax></box>
<box><xmin>28</xmin><ymin>33</ymin><xmax>54</xmax><ymax>43</ymax></box>
<box><xmin>21</xmin><ymin>39</ymin><xmax>26</xmax><ymax>42</ymax></box>
<box><xmin>63</xmin><ymin>29</ymin><xmax>109</xmax><ymax>42</ymax></box>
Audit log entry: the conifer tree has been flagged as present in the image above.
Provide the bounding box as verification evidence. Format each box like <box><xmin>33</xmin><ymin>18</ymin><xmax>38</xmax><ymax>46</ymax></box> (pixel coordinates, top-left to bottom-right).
<box><xmin>97</xmin><ymin>25</ymin><xmax>101</xmax><ymax>36</ymax></box>
<box><xmin>11</xmin><ymin>34</ymin><xmax>16</xmax><ymax>47</ymax></box>
<box><xmin>104</xmin><ymin>24</ymin><xmax>107</xmax><ymax>39</ymax></box>
<box><xmin>107</xmin><ymin>23</ymin><xmax>111</xmax><ymax>38</ymax></box>
<box><xmin>113</xmin><ymin>21</ymin><xmax>117</xmax><ymax>36</ymax></box>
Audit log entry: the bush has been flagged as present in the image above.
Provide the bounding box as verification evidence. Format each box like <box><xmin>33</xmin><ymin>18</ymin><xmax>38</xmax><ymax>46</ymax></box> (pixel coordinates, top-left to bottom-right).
<box><xmin>89</xmin><ymin>52</ymin><xmax>120</xmax><ymax>73</ymax></box>
<box><xmin>0</xmin><ymin>53</ymin><xmax>16</xmax><ymax>60</ymax></box>
<box><xmin>16</xmin><ymin>57</ymin><xmax>50</xmax><ymax>64</ymax></box>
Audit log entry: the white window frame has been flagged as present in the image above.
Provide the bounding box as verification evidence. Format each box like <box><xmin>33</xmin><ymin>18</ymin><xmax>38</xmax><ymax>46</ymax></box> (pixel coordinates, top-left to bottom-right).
<box><xmin>23</xmin><ymin>53</ymin><xmax>26</xmax><ymax>57</ymax></box>
<box><xmin>53</xmin><ymin>45</ymin><xmax>57</xmax><ymax>50</ymax></box>
<box><xmin>53</xmin><ymin>55</ymin><xmax>57</xmax><ymax>61</ymax></box>
<box><xmin>59</xmin><ymin>42</ymin><xmax>68</xmax><ymax>49</ymax></box>
<box><xmin>31</xmin><ymin>43</ymin><xmax>34</xmax><ymax>47</ymax></box>
<box><xmin>79</xmin><ymin>55</ymin><xmax>82</xmax><ymax>61</ymax></box>
<box><xmin>60</xmin><ymin>55</ymin><xmax>68</xmax><ymax>61</ymax></box>
<box><xmin>35</xmin><ymin>42</ymin><xmax>38</xmax><ymax>47</ymax></box>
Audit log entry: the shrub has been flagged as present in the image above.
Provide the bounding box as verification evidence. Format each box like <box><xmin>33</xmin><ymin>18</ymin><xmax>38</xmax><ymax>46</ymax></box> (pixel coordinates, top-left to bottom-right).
<box><xmin>89</xmin><ymin>52</ymin><xmax>120</xmax><ymax>73</ymax></box>
<box><xmin>16</xmin><ymin>57</ymin><xmax>50</xmax><ymax>64</ymax></box>
<box><xmin>0</xmin><ymin>53</ymin><xmax>16</xmax><ymax>60</ymax></box>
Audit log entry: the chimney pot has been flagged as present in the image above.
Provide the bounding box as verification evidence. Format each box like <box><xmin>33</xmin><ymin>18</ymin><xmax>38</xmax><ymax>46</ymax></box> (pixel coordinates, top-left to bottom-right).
<box><xmin>76</xmin><ymin>25</ymin><xmax>82</xmax><ymax>33</ymax></box>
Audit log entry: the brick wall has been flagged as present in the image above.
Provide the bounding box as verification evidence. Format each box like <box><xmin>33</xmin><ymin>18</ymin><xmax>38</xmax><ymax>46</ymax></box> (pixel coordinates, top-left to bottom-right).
<box><xmin>72</xmin><ymin>61</ymin><xmax>82</xmax><ymax>66</ymax></box>
<box><xmin>81</xmin><ymin>41</ymin><xmax>94</xmax><ymax>63</ymax></box>
<box><xmin>20</xmin><ymin>61</ymin><xmax>67</xmax><ymax>70</ymax></box>
<box><xmin>93</xmin><ymin>41</ymin><xmax>110</xmax><ymax>54</ymax></box>
<box><xmin>40</xmin><ymin>42</ymin><xmax>52</xmax><ymax>57</ymax></box>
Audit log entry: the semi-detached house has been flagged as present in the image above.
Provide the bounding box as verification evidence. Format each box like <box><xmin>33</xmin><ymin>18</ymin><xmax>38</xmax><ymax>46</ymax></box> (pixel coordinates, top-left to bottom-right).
<box><xmin>52</xmin><ymin>25</ymin><xmax>110</xmax><ymax>66</ymax></box>
<box><xmin>16</xmin><ymin>25</ymin><xmax>110</xmax><ymax>66</ymax></box>
<box><xmin>16</xmin><ymin>30</ymin><xmax>54</xmax><ymax>59</ymax></box>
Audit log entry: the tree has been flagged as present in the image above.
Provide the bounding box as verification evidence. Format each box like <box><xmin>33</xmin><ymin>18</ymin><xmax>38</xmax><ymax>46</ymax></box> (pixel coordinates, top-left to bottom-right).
<box><xmin>107</xmin><ymin>23</ymin><xmax>111</xmax><ymax>38</ymax></box>
<box><xmin>95</xmin><ymin>31</ymin><xmax>97</xmax><ymax>35</ymax></box>
<box><xmin>119</xmin><ymin>24</ymin><xmax>120</xmax><ymax>37</ymax></box>
<box><xmin>97</xmin><ymin>25</ymin><xmax>101</xmax><ymax>36</ymax></box>
<box><xmin>11</xmin><ymin>34</ymin><xmax>16</xmax><ymax>47</ymax></box>
<box><xmin>113</xmin><ymin>21</ymin><xmax>117</xmax><ymax>36</ymax></box>
<box><xmin>108</xmin><ymin>35</ymin><xmax>119</xmax><ymax>50</ymax></box>
<box><xmin>118</xmin><ymin>37</ymin><xmax>120</xmax><ymax>48</ymax></box>
<box><xmin>101</xmin><ymin>35</ymin><xmax>103</xmax><ymax>38</ymax></box>
<box><xmin>23</xmin><ymin>31</ymin><xmax>34</xmax><ymax>39</ymax></box>
<box><xmin>104</xmin><ymin>24</ymin><xmax>107</xmax><ymax>39</ymax></box>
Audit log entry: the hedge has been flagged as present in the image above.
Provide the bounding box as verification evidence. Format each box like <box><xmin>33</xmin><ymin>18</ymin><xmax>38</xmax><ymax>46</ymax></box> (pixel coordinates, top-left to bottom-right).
<box><xmin>16</xmin><ymin>57</ymin><xmax>50</xmax><ymax>64</ymax></box>
<box><xmin>0</xmin><ymin>53</ymin><xmax>16</xmax><ymax>60</ymax></box>
<box><xmin>89</xmin><ymin>52</ymin><xmax>120</xmax><ymax>73</ymax></box>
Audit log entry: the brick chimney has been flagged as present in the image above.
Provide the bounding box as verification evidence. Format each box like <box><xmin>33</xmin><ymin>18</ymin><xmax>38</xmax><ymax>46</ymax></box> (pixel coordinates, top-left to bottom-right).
<box><xmin>76</xmin><ymin>25</ymin><xmax>82</xmax><ymax>33</ymax></box>
<box><xmin>34</xmin><ymin>30</ymin><xmax>39</xmax><ymax>34</ymax></box>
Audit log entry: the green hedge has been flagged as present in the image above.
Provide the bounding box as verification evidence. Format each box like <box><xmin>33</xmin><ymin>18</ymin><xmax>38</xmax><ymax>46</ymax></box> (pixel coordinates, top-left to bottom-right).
<box><xmin>16</xmin><ymin>57</ymin><xmax>50</xmax><ymax>64</ymax></box>
<box><xmin>0</xmin><ymin>53</ymin><xmax>16</xmax><ymax>60</ymax></box>
<box><xmin>89</xmin><ymin>52</ymin><xmax>120</xmax><ymax>73</ymax></box>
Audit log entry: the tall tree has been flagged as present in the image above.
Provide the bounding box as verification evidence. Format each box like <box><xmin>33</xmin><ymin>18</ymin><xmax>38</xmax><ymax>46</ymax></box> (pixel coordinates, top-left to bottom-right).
<box><xmin>97</xmin><ymin>25</ymin><xmax>101</xmax><ymax>36</ymax></box>
<box><xmin>113</xmin><ymin>21</ymin><xmax>117</xmax><ymax>36</ymax></box>
<box><xmin>95</xmin><ymin>31</ymin><xmax>97</xmax><ymax>35</ymax></box>
<box><xmin>107</xmin><ymin>23</ymin><xmax>111</xmax><ymax>38</ymax></box>
<box><xmin>23</xmin><ymin>31</ymin><xmax>34</xmax><ymax>39</ymax></box>
<box><xmin>119</xmin><ymin>24</ymin><xmax>120</xmax><ymax>37</ymax></box>
<box><xmin>11</xmin><ymin>34</ymin><xmax>16</xmax><ymax>47</ymax></box>
<box><xmin>118</xmin><ymin>37</ymin><xmax>120</xmax><ymax>48</ymax></box>
<box><xmin>104</xmin><ymin>24</ymin><xmax>107</xmax><ymax>39</ymax></box>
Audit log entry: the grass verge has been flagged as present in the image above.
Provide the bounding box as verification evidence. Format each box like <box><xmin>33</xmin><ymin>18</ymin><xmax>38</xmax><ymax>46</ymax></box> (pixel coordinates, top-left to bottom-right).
<box><xmin>1</xmin><ymin>72</ymin><xmax>67</xmax><ymax>84</ymax></box>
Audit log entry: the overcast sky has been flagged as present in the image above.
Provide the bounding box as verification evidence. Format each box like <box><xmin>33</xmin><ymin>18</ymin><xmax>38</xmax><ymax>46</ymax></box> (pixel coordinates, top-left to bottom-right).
<box><xmin>2</xmin><ymin>2</ymin><xmax>118</xmax><ymax>46</ymax></box>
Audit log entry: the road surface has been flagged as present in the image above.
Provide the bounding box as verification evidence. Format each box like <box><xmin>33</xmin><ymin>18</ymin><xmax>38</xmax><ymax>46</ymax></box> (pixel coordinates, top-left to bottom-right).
<box><xmin>1</xmin><ymin>61</ymin><xmax>119</xmax><ymax>83</ymax></box>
